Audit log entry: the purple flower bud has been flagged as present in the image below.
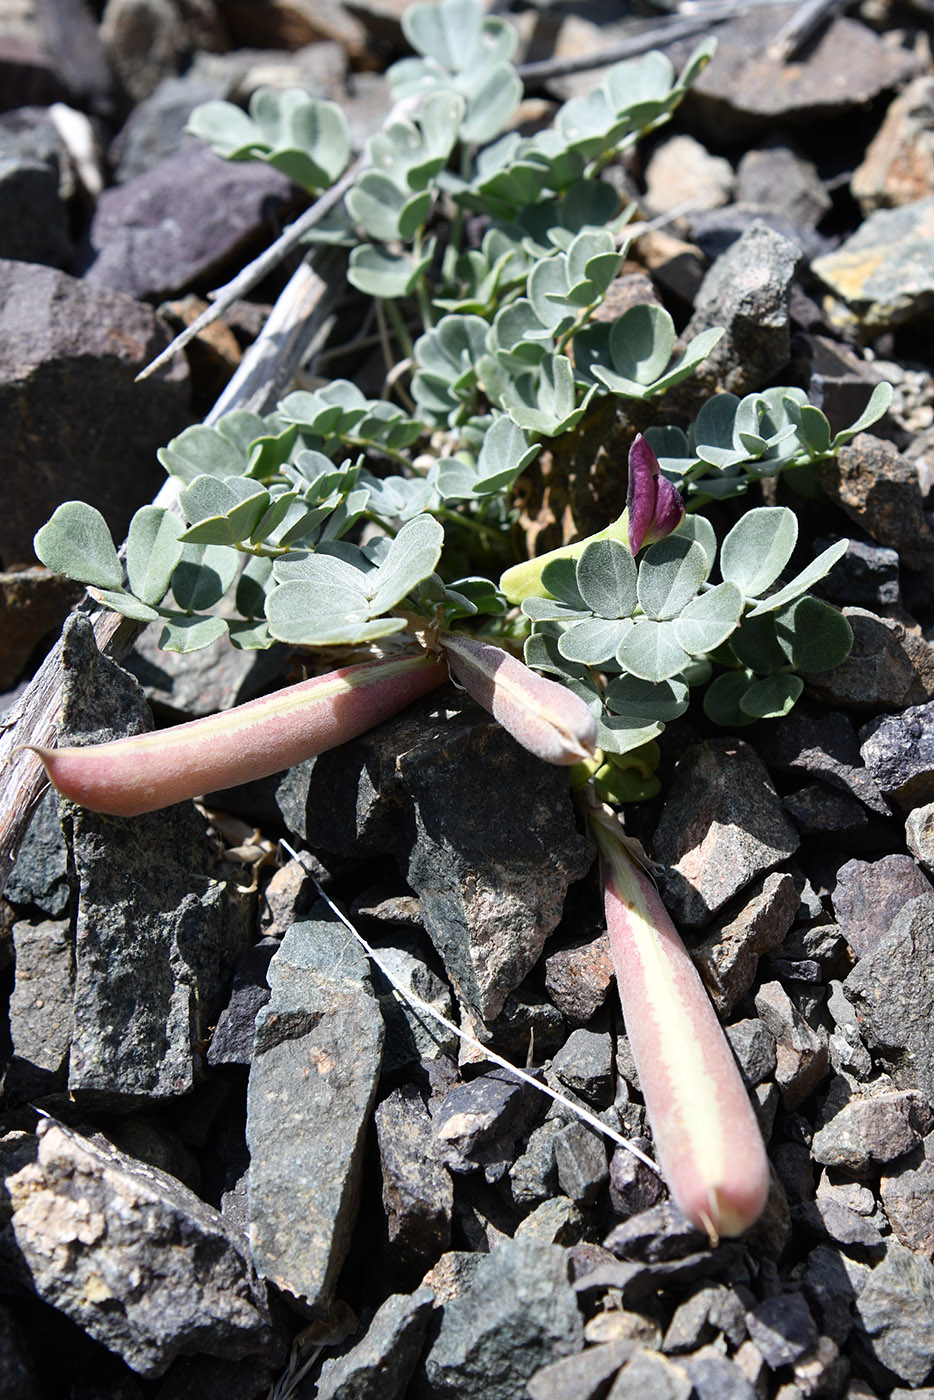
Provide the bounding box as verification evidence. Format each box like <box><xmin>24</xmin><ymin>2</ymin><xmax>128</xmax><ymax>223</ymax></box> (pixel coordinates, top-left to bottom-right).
<box><xmin>627</xmin><ymin>434</ymin><xmax>685</xmax><ymax>554</ymax></box>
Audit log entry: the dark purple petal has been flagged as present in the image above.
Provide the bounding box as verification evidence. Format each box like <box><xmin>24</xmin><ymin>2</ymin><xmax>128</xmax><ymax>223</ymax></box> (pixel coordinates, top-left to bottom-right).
<box><xmin>646</xmin><ymin>471</ymin><xmax>685</xmax><ymax>546</ymax></box>
<box><xmin>627</xmin><ymin>433</ymin><xmax>659</xmax><ymax>554</ymax></box>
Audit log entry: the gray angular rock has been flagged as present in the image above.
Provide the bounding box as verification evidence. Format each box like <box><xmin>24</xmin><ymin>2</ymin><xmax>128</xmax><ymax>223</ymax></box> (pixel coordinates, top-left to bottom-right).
<box><xmin>100</xmin><ymin>0</ymin><xmax>226</xmax><ymax>105</ymax></box>
<box><xmin>678</xmin><ymin>1348</ymin><xmax>757</xmax><ymax>1400</ymax></box>
<box><xmin>812</xmin><ymin>1080</ymin><xmax>933</xmax><ymax>1171</ymax></box>
<box><xmin>860</xmin><ymin>701</ymin><xmax>934</xmax><ymax>810</ymax></box>
<box><xmin>5</xmin><ymin>917</ymin><xmax>73</xmax><ymax>1099</ymax></box>
<box><xmin>907</xmin><ymin>802</ymin><xmax>934</xmax><ymax>876</ymax></box>
<box><xmin>85</xmin><ymin>143</ymin><xmax>298</xmax><ymax>300</ymax></box>
<box><xmin>745</xmin><ymin>1293</ymin><xmax>818</xmax><ymax>1368</ymax></box>
<box><xmin>608</xmin><ymin>1349</ymin><xmax>691</xmax><ymax>1400</ymax></box>
<box><xmin>682</xmin><ymin>220</ymin><xmax>799</xmax><ymax>395</ymax></box>
<box><xmin>754</xmin><ymin>981</ymin><xmax>828</xmax><ymax>1110</ymax></box>
<box><xmin>278</xmin><ymin>693</ymin><xmax>592</xmax><ymax>1019</ymax></box>
<box><xmin>804</xmin><ymin>608</ymin><xmax>934</xmax><ymax>714</ymax></box>
<box><xmin>643</xmin><ymin>134</ymin><xmax>733</xmax><ymax>215</ymax></box>
<box><xmin>0</xmin><ymin>1119</ymin><xmax>274</xmax><ymax>1379</ymax></box>
<box><xmin>4</xmin><ymin>788</ymin><xmax>70</xmax><ymax>916</ymax></box>
<box><xmin>726</xmin><ymin>1018</ymin><xmax>777</xmax><ymax>1087</ymax></box>
<box><xmin>855</xmin><ymin>1241</ymin><xmax>934</xmax><ymax>1385</ymax></box>
<box><xmin>543</xmin><ymin>928</ymin><xmax>615</xmax><ymax>1025</ymax></box>
<box><xmin>0</xmin><ymin>259</ymin><xmax>189</xmax><ymax>570</ymax></box>
<box><xmin>813</xmin><ymin>198</ymin><xmax>934</xmax><ymax>335</ymax></box>
<box><xmin>603</xmin><ymin>1204</ymin><xmax>707</xmax><ymax>1264</ymax></box>
<box><xmin>843</xmin><ymin>893</ymin><xmax>934</xmax><ymax>1100</ymax></box>
<box><xmin>794</xmin><ymin>1197</ymin><xmax>885</xmax><ymax>1253</ymax></box>
<box><xmin>0</xmin><ymin>561</ymin><xmax>83</xmax><ymax>692</ymax></box>
<box><xmin>421</xmin><ymin>1238</ymin><xmax>585</xmax><ymax>1399</ymax></box>
<box><xmin>852</xmin><ymin>75</ymin><xmax>934</xmax><ymax>213</ymax></box>
<box><xmin>58</xmin><ymin>618</ymin><xmax>252</xmax><ymax>1104</ymax></box>
<box><xmin>109</xmin><ymin>71</ymin><xmax>227</xmax><ymax>182</ymax></box>
<box><xmin>813</xmin><ymin>536</ymin><xmax>901</xmax><ymax>611</ymax></box>
<box><xmin>0</xmin><ymin>153</ymin><xmax>71</xmax><ymax>267</ymax></box>
<box><xmin>508</xmin><ymin>1120</ymin><xmax>561</xmax><ymax>1209</ymax></box>
<box><xmin>608</xmin><ymin>1140</ymin><xmax>666</xmax><ymax>1220</ymax></box>
<box><xmin>370</xmin><ymin>933</ymin><xmax>457</xmax><ymax>1072</ymax></box>
<box><xmin>206</xmin><ymin>938</ymin><xmax>277</xmax><ymax>1067</ymax></box>
<box><xmin>433</xmin><ymin>1067</ymin><xmax>540</xmax><ymax>1181</ymax></box>
<box><xmin>804</xmin><ymin>1244</ymin><xmax>867</xmax><ymax>1345</ymax></box>
<box><xmin>311</xmin><ymin>1287</ymin><xmax>436</xmax><ymax>1400</ymax></box>
<box><xmin>550</xmin><ymin>1026</ymin><xmax>615</xmax><ymax>1108</ymax></box>
<box><xmin>831</xmin><ymin>854</ymin><xmax>933</xmax><ymax>956</ymax></box>
<box><xmin>653</xmin><ymin>740</ymin><xmax>799</xmax><ymax>929</ymax></box>
<box><xmin>553</xmin><ymin>1121</ymin><xmax>608</xmax><ymax>1206</ymax></box>
<box><xmin>735</xmin><ymin>144</ymin><xmax>830</xmax><ymax>231</ymax></box>
<box><xmin>692</xmin><ymin>870</ymin><xmax>800</xmax><ymax>1013</ymax></box>
<box><xmin>881</xmin><ymin>1140</ymin><xmax>934</xmax><ymax>1260</ymax></box>
<box><xmin>528</xmin><ymin>1339</ymin><xmax>633</xmax><ymax>1400</ymax></box>
<box><xmin>514</xmin><ymin>1196</ymin><xmax>584</xmax><ymax>1246</ymax></box>
<box><xmin>662</xmin><ymin>1286</ymin><xmax>747</xmax><ymax>1354</ymax></box>
<box><xmin>816</xmin><ymin>434</ymin><xmax>934</xmax><ymax>571</ymax></box>
<box><xmin>247</xmin><ymin>912</ymin><xmax>384</xmax><ymax>1308</ymax></box>
<box><xmin>376</xmin><ymin>1083</ymin><xmax>453</xmax><ymax>1272</ymax></box>
<box><xmin>127</xmin><ymin>620</ymin><xmax>291</xmax><ymax>721</ymax></box>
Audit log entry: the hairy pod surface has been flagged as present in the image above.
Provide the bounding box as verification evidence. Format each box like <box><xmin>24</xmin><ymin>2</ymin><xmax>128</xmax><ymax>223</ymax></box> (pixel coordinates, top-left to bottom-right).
<box><xmin>442</xmin><ymin>633</ymin><xmax>598</xmax><ymax>765</ymax></box>
<box><xmin>30</xmin><ymin>653</ymin><xmax>447</xmax><ymax>817</ymax></box>
<box><xmin>594</xmin><ymin>814</ymin><xmax>770</xmax><ymax>1240</ymax></box>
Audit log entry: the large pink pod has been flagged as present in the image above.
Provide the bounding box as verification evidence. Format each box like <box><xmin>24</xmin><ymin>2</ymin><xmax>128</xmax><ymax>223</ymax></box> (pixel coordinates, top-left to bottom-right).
<box><xmin>441</xmin><ymin>633</ymin><xmax>598</xmax><ymax>766</ymax></box>
<box><xmin>594</xmin><ymin>814</ymin><xmax>770</xmax><ymax>1241</ymax></box>
<box><xmin>29</xmin><ymin>652</ymin><xmax>448</xmax><ymax>817</ymax></box>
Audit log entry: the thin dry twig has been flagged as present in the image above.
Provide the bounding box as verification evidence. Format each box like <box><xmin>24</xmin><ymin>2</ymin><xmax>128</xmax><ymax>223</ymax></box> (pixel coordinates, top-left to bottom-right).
<box><xmin>762</xmin><ymin>0</ymin><xmax>849</xmax><ymax>60</ymax></box>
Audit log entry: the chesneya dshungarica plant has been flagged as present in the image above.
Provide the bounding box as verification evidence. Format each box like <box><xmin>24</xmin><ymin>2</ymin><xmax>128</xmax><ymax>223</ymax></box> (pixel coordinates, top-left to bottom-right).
<box><xmin>587</xmin><ymin>801</ymin><xmax>770</xmax><ymax>1240</ymax></box>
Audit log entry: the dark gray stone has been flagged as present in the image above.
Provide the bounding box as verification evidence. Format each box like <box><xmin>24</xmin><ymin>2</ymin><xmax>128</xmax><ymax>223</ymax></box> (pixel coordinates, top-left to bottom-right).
<box><xmin>745</xmin><ymin>1292</ymin><xmax>818</xmax><ymax>1368</ymax></box>
<box><xmin>860</xmin><ymin>701</ymin><xmax>934</xmax><ymax>811</ymax></box>
<box><xmin>794</xmin><ymin>1198</ymin><xmax>885</xmax><ymax>1253</ymax></box>
<box><xmin>4</xmin><ymin>788</ymin><xmax>70</xmax><ymax>917</ymax></box>
<box><xmin>0</xmin><ymin>1118</ymin><xmax>275</xmax><ymax>1379</ymax></box>
<box><xmin>433</xmin><ymin>1067</ymin><xmax>540</xmax><ymax>1182</ymax></box>
<box><xmin>127</xmin><ymin>622</ymin><xmax>291</xmax><ymax>721</ymax></box>
<box><xmin>421</xmin><ymin>1238</ymin><xmax>585</xmax><ymax>1399</ymax></box>
<box><xmin>553</xmin><ymin>1121</ymin><xmax>608</xmax><ymax>1205</ymax></box>
<box><xmin>5</xmin><ymin>917</ymin><xmax>73</xmax><ymax>1099</ymax></box>
<box><xmin>247</xmin><ymin>912</ymin><xmax>384</xmax><ymax>1308</ymax></box>
<box><xmin>152</xmin><ymin>1353</ymin><xmax>274</xmax><ymax>1400</ymax></box>
<box><xmin>881</xmin><ymin>1141</ymin><xmax>934</xmax><ymax>1260</ymax></box>
<box><xmin>783</xmin><ymin>783</ymin><xmax>878</xmax><ymax>845</ymax></box>
<box><xmin>515</xmin><ymin>1196</ymin><xmax>584</xmax><ymax>1246</ymax></box>
<box><xmin>369</xmin><ymin>933</ymin><xmax>457</xmax><ymax>1072</ymax></box>
<box><xmin>653</xmin><ymin>740</ymin><xmax>799</xmax><ymax>929</ymax></box>
<box><xmin>816</xmin><ymin>434</ymin><xmax>934</xmax><ymax>570</ymax></box>
<box><xmin>207</xmin><ymin>938</ymin><xmax>277</xmax><ymax>1067</ymax></box>
<box><xmin>726</xmin><ymin>1018</ymin><xmax>777</xmax><ymax>1087</ymax></box>
<box><xmin>109</xmin><ymin>72</ymin><xmax>226</xmax><ymax>182</ymax></box>
<box><xmin>608</xmin><ymin>1349</ymin><xmax>692</xmax><ymax>1400</ymax></box>
<box><xmin>508</xmin><ymin>1120</ymin><xmax>561</xmax><ymax>1209</ymax></box>
<box><xmin>59</xmin><ymin>617</ymin><xmax>252</xmax><ymax>1104</ymax></box>
<box><xmin>692</xmin><ymin>870</ymin><xmax>800</xmax><ymax>1013</ymax></box>
<box><xmin>813</xmin><ymin>198</ymin><xmax>934</xmax><ymax>335</ymax></box>
<box><xmin>688</xmin><ymin>204</ymin><xmax>830</xmax><ymax>265</ymax></box>
<box><xmin>813</xmin><ymin>537</ymin><xmax>901</xmax><ymax>610</ymax></box>
<box><xmin>0</xmin><ymin>155</ymin><xmax>71</xmax><ymax>268</ymax></box>
<box><xmin>278</xmin><ymin>693</ymin><xmax>592</xmax><ymax>1019</ymax></box>
<box><xmin>662</xmin><ymin>1286</ymin><xmax>747</xmax><ymax>1354</ymax></box>
<box><xmin>843</xmin><ymin>893</ymin><xmax>934</xmax><ymax>1100</ymax></box>
<box><xmin>682</xmin><ymin>220</ymin><xmax>799</xmax><ymax>395</ymax></box>
<box><xmin>678</xmin><ymin>1349</ymin><xmax>757</xmax><ymax>1400</ymax></box>
<box><xmin>85</xmin><ymin>143</ymin><xmax>298</xmax><ymax>301</ymax></box>
<box><xmin>804</xmin><ymin>609</ymin><xmax>934</xmax><ymax>714</ymax></box>
<box><xmin>309</xmin><ymin>1287</ymin><xmax>436</xmax><ymax>1400</ymax></box>
<box><xmin>735</xmin><ymin>144</ymin><xmax>830</xmax><ymax>231</ymax></box>
<box><xmin>603</xmin><ymin>1204</ymin><xmax>708</xmax><ymax>1264</ymax></box>
<box><xmin>527</xmin><ymin>1339</ymin><xmax>633</xmax><ymax>1400</ymax></box>
<box><xmin>804</xmin><ymin>1244</ymin><xmax>867</xmax><ymax>1345</ymax></box>
<box><xmin>608</xmin><ymin>1140</ymin><xmax>666</xmax><ymax>1220</ymax></box>
<box><xmin>0</xmin><ymin>259</ymin><xmax>189</xmax><ymax>570</ymax></box>
<box><xmin>543</xmin><ymin>929</ymin><xmax>615</xmax><ymax>1024</ymax></box>
<box><xmin>855</xmin><ymin>1242</ymin><xmax>934</xmax><ymax>1385</ymax></box>
<box><xmin>0</xmin><ymin>1300</ymin><xmax>41</xmax><ymax>1399</ymax></box>
<box><xmin>758</xmin><ymin>706</ymin><xmax>890</xmax><ymax>816</ymax></box>
<box><xmin>375</xmin><ymin>1083</ymin><xmax>453</xmax><ymax>1272</ymax></box>
<box><xmin>754</xmin><ymin>981</ymin><xmax>829</xmax><ymax>1110</ymax></box>
<box><xmin>550</xmin><ymin>1026</ymin><xmax>615</xmax><ymax>1108</ymax></box>
<box><xmin>831</xmin><ymin>854</ymin><xmax>933</xmax><ymax>956</ymax></box>
<box><xmin>812</xmin><ymin>1078</ymin><xmax>933</xmax><ymax>1171</ymax></box>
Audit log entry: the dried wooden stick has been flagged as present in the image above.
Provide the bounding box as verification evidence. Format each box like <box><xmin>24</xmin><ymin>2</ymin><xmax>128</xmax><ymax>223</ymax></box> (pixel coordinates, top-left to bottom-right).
<box><xmin>0</xmin><ymin>249</ymin><xmax>342</xmax><ymax>898</ymax></box>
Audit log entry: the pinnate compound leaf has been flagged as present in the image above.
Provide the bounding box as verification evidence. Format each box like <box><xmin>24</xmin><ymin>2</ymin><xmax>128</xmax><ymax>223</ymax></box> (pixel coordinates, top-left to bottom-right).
<box><xmin>540</xmin><ymin>556</ymin><xmax>586</xmax><ymax>610</ymax></box>
<box><xmin>720</xmin><ymin>507</ymin><xmax>797</xmax><ymax>599</ymax></box>
<box><xmin>773</xmin><ymin>595</ymin><xmax>853</xmax><ymax>672</ymax></box>
<box><xmin>348</xmin><ymin>243</ymin><xmax>432</xmax><ymax>298</ymax></box>
<box><xmin>228</xmin><ymin>619</ymin><xmax>273</xmax><ymax>650</ymax></box>
<box><xmin>608</xmin><ymin>304</ymin><xmax>675</xmax><ymax>386</ymax></box>
<box><xmin>402</xmin><ymin>0</ymin><xmax>516</xmax><ymax>73</ymax></box>
<box><xmin>158</xmin><ymin>424</ymin><xmax>246</xmax><ymax>482</ymax></box>
<box><xmin>674</xmin><ymin>581</ymin><xmax>744</xmax><ymax>655</ymax></box>
<box><xmin>746</xmin><ymin>538</ymin><xmax>849</xmax><ymax>617</ymax></box>
<box><xmin>126</xmin><ymin>506</ymin><xmax>184</xmax><ymax>606</ymax></box>
<box><xmin>637</xmin><ymin>536</ymin><xmax>707</xmax><ymax>620</ymax></box>
<box><xmin>672</xmin><ymin>513</ymin><xmax>717</xmax><ymax>573</ymax></box>
<box><xmin>616</xmin><ymin>619</ymin><xmax>690</xmax><ymax>682</ymax></box>
<box><xmin>595</xmin><ymin>716</ymin><xmax>665</xmax><ymax>756</ymax></box>
<box><xmin>159</xmin><ymin>615</ymin><xmax>229</xmax><ymax>653</ymax></box>
<box><xmin>575</xmin><ymin>538</ymin><xmax>638</xmax><ymax>619</ymax></box>
<box><xmin>739</xmin><ymin>673</ymin><xmax>804</xmax><ymax>719</ymax></box>
<box><xmin>35</xmin><ymin>502</ymin><xmax>123</xmax><ymax>591</ymax></box>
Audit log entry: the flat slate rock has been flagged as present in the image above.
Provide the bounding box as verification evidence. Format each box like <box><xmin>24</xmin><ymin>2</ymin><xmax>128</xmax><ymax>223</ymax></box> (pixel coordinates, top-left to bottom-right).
<box><xmin>803</xmin><ymin>608</ymin><xmax>934</xmax><ymax>714</ymax></box>
<box><xmin>855</xmin><ymin>1241</ymin><xmax>934</xmax><ymax>1385</ymax></box>
<box><xmin>84</xmin><ymin>142</ymin><xmax>299</xmax><ymax>300</ymax></box>
<box><xmin>815</xmin><ymin>433</ymin><xmax>934</xmax><ymax>571</ymax></box>
<box><xmin>813</xmin><ymin>197</ymin><xmax>934</xmax><ymax>335</ymax></box>
<box><xmin>5</xmin><ymin>917</ymin><xmax>74</xmax><ymax>1100</ymax></box>
<box><xmin>247</xmin><ymin>911</ymin><xmax>384</xmax><ymax>1309</ymax></box>
<box><xmin>831</xmin><ymin>854</ymin><xmax>933</xmax><ymax>956</ymax></box>
<box><xmin>0</xmin><ymin>258</ymin><xmax>189</xmax><ymax>570</ymax></box>
<box><xmin>0</xmin><ymin>1119</ymin><xmax>275</xmax><ymax>1379</ymax></box>
<box><xmin>311</xmin><ymin>1286</ymin><xmax>436</xmax><ymax>1400</ymax></box>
